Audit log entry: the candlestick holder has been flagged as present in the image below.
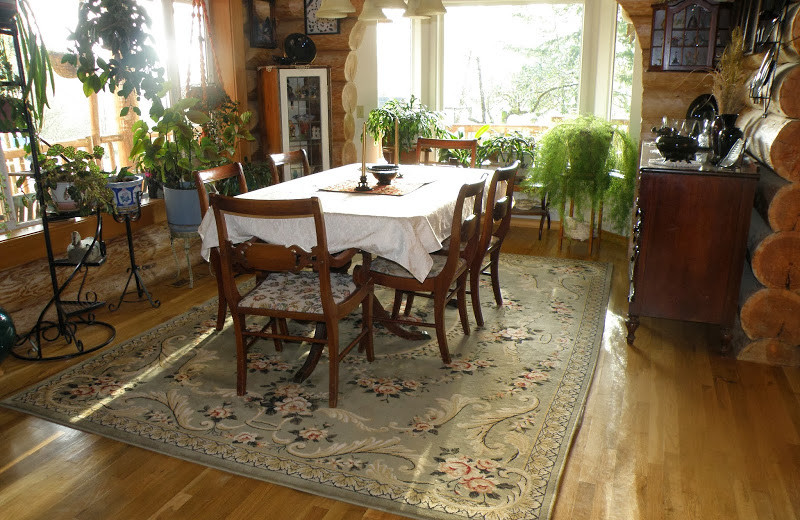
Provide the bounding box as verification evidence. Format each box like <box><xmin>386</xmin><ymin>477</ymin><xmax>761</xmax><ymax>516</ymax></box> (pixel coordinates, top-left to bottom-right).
<box><xmin>355</xmin><ymin>168</ymin><xmax>372</xmax><ymax>191</ymax></box>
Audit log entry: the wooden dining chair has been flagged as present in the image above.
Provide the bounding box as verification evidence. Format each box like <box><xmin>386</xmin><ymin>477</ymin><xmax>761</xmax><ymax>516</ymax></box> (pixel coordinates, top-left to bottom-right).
<box><xmin>267</xmin><ymin>149</ymin><xmax>311</xmax><ymax>184</ymax></box>
<box><xmin>363</xmin><ymin>178</ymin><xmax>485</xmax><ymax>364</ymax></box>
<box><xmin>194</xmin><ymin>163</ymin><xmax>247</xmax><ymax>331</ymax></box>
<box><xmin>416</xmin><ymin>138</ymin><xmax>478</xmax><ymax>168</ymax></box>
<box><xmin>208</xmin><ymin>193</ymin><xmax>374</xmax><ymax>408</ymax></box>
<box><xmin>469</xmin><ymin>161</ymin><xmax>520</xmax><ymax>327</ymax></box>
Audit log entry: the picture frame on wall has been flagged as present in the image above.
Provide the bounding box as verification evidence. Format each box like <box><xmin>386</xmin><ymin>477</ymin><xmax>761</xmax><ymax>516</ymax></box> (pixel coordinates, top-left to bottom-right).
<box><xmin>305</xmin><ymin>0</ymin><xmax>340</xmax><ymax>35</ymax></box>
<box><xmin>250</xmin><ymin>0</ymin><xmax>277</xmax><ymax>49</ymax></box>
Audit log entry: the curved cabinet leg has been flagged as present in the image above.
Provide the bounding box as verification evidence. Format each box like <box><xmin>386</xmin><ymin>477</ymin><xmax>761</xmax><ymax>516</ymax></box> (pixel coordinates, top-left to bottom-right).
<box><xmin>625</xmin><ymin>314</ymin><xmax>639</xmax><ymax>345</ymax></box>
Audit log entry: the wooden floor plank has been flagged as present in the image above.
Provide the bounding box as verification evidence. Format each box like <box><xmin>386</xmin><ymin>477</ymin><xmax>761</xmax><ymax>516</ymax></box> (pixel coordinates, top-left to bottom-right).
<box><xmin>1</xmin><ymin>224</ymin><xmax>799</xmax><ymax>519</ymax></box>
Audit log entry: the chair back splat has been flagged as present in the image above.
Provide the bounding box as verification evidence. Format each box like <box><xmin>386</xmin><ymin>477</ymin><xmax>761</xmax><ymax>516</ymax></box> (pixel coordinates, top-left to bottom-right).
<box><xmin>415</xmin><ymin>138</ymin><xmax>478</xmax><ymax>168</ymax></box>
<box><xmin>267</xmin><ymin>149</ymin><xmax>312</xmax><ymax>183</ymax></box>
<box><xmin>194</xmin><ymin>162</ymin><xmax>248</xmax><ymax>330</ymax></box>
<box><xmin>209</xmin><ymin>193</ymin><xmax>374</xmax><ymax>408</ymax></box>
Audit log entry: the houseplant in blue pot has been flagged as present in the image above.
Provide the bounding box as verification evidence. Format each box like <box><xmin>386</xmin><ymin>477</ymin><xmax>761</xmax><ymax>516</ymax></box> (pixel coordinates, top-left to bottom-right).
<box><xmin>129</xmin><ymin>94</ymin><xmax>253</xmax><ymax>233</ymax></box>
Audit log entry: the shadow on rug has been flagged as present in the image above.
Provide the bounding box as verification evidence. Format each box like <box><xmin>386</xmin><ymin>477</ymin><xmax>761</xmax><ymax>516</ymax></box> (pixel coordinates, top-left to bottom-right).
<box><xmin>3</xmin><ymin>254</ymin><xmax>611</xmax><ymax>520</ymax></box>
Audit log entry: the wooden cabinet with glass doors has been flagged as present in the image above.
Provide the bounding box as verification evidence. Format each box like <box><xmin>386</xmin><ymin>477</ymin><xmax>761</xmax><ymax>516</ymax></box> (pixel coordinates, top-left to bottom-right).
<box><xmin>257</xmin><ymin>66</ymin><xmax>332</xmax><ymax>178</ymax></box>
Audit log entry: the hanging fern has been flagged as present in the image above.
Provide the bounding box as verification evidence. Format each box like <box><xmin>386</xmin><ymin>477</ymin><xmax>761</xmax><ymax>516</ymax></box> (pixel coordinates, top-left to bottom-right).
<box><xmin>522</xmin><ymin>115</ymin><xmax>638</xmax><ymax>234</ymax></box>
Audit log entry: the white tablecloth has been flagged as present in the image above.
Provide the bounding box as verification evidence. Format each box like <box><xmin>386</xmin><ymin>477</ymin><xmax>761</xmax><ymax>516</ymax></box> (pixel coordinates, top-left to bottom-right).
<box><xmin>198</xmin><ymin>163</ymin><xmax>491</xmax><ymax>281</ymax></box>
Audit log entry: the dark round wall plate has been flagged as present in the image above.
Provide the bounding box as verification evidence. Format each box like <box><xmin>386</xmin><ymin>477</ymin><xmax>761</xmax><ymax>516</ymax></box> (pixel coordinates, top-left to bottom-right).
<box><xmin>284</xmin><ymin>33</ymin><xmax>316</xmax><ymax>65</ymax></box>
<box><xmin>686</xmin><ymin>94</ymin><xmax>718</xmax><ymax>121</ymax></box>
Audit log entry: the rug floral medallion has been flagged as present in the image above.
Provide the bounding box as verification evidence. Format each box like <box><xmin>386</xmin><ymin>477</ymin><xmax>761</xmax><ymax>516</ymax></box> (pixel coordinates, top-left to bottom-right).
<box><xmin>4</xmin><ymin>254</ymin><xmax>611</xmax><ymax>520</ymax></box>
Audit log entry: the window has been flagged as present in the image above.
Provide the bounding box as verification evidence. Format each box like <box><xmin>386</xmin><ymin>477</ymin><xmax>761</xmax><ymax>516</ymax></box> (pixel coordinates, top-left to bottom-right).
<box><xmin>0</xmin><ymin>0</ymin><xmax>202</xmax><ymax>235</ymax></box>
<box><xmin>442</xmin><ymin>4</ymin><xmax>584</xmax><ymax>126</ymax></box>
<box><xmin>374</xmin><ymin>1</ymin><xmax>639</xmax><ymax>138</ymax></box>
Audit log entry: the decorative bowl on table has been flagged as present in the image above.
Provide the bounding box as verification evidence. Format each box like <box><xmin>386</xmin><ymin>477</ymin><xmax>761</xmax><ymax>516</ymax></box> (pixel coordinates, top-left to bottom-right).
<box><xmin>368</xmin><ymin>164</ymin><xmax>399</xmax><ymax>185</ymax></box>
<box><xmin>654</xmin><ymin>134</ymin><xmax>699</xmax><ymax>162</ymax></box>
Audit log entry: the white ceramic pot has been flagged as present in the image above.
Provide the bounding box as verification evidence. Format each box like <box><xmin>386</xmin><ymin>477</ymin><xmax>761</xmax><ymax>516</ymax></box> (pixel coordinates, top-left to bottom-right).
<box><xmin>108</xmin><ymin>175</ymin><xmax>143</xmax><ymax>215</ymax></box>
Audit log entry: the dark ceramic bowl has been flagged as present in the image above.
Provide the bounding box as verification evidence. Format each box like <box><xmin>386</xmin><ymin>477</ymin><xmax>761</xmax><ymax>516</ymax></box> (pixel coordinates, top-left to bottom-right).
<box><xmin>369</xmin><ymin>165</ymin><xmax>399</xmax><ymax>185</ymax></box>
<box><xmin>655</xmin><ymin>134</ymin><xmax>698</xmax><ymax>162</ymax></box>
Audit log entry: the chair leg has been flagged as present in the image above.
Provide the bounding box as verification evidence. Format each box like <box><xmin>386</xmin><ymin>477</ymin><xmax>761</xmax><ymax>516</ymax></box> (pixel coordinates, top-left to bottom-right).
<box><xmin>211</xmin><ymin>252</ymin><xmax>227</xmax><ymax>330</ymax></box>
<box><xmin>490</xmin><ymin>248</ymin><xmax>503</xmax><ymax>305</ymax></box>
<box><xmin>391</xmin><ymin>290</ymin><xmax>404</xmax><ymax>318</ymax></box>
<box><xmin>457</xmin><ymin>272</ymin><xmax>471</xmax><ymax>335</ymax></box>
<box><xmin>362</xmin><ymin>292</ymin><xmax>375</xmax><ymax>362</ymax></box>
<box><xmin>469</xmin><ymin>264</ymin><xmax>484</xmax><ymax>327</ymax></box>
<box><xmin>327</xmin><ymin>321</ymin><xmax>339</xmax><ymax>408</ymax></box>
<box><xmin>232</xmin><ymin>313</ymin><xmax>248</xmax><ymax>396</ymax></box>
<box><xmin>432</xmin><ymin>292</ymin><xmax>451</xmax><ymax>365</ymax></box>
<box><xmin>269</xmin><ymin>319</ymin><xmax>283</xmax><ymax>352</ymax></box>
<box><xmin>403</xmin><ymin>293</ymin><xmax>415</xmax><ymax>316</ymax></box>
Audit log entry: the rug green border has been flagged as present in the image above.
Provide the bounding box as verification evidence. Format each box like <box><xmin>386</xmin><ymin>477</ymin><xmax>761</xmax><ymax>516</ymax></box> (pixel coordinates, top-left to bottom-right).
<box><xmin>2</xmin><ymin>254</ymin><xmax>613</xmax><ymax>520</ymax></box>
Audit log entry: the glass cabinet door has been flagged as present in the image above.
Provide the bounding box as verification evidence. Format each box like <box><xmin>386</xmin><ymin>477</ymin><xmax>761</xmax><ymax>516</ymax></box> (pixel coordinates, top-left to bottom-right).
<box><xmin>278</xmin><ymin>68</ymin><xmax>331</xmax><ymax>177</ymax></box>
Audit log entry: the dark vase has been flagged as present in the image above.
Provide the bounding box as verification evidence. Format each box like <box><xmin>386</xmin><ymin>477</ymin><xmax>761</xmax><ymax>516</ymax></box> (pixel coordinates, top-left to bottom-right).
<box><xmin>711</xmin><ymin>114</ymin><xmax>743</xmax><ymax>165</ymax></box>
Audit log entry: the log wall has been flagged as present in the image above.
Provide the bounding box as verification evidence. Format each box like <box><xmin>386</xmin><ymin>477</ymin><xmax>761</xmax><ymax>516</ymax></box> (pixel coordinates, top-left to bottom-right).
<box><xmin>618</xmin><ymin>0</ymin><xmax>800</xmax><ymax>364</ymax></box>
<box><xmin>244</xmin><ymin>0</ymin><xmax>366</xmax><ymax>166</ymax></box>
<box><xmin>735</xmin><ymin>1</ymin><xmax>800</xmax><ymax>365</ymax></box>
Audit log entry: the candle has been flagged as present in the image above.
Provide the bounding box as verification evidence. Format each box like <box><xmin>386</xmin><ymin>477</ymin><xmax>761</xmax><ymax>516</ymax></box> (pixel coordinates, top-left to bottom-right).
<box><xmin>362</xmin><ymin>121</ymin><xmax>367</xmax><ymax>175</ymax></box>
<box><xmin>394</xmin><ymin>117</ymin><xmax>400</xmax><ymax>165</ymax></box>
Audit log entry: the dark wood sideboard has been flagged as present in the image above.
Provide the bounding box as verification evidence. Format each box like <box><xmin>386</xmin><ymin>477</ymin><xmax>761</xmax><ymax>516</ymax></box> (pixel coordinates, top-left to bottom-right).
<box><xmin>626</xmin><ymin>143</ymin><xmax>759</xmax><ymax>351</ymax></box>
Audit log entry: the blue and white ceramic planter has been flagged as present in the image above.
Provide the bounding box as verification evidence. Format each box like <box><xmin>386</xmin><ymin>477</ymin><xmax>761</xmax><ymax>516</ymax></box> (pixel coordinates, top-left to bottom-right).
<box><xmin>108</xmin><ymin>175</ymin><xmax>143</xmax><ymax>215</ymax></box>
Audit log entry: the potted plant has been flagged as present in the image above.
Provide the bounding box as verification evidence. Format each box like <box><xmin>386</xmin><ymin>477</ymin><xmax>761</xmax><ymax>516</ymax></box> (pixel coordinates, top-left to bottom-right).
<box><xmin>710</xmin><ymin>26</ymin><xmax>746</xmax><ymax>162</ymax></box>
<box><xmin>129</xmin><ymin>95</ymin><xmax>253</xmax><ymax>233</ymax></box>
<box><xmin>477</xmin><ymin>131</ymin><xmax>536</xmax><ymax>170</ymax></box>
<box><xmin>63</xmin><ymin>0</ymin><xmax>165</xmax><ymax>116</ymax></box>
<box><xmin>106</xmin><ymin>166</ymin><xmax>143</xmax><ymax>215</ymax></box>
<box><xmin>365</xmin><ymin>95</ymin><xmax>446</xmax><ymax>163</ymax></box>
<box><xmin>35</xmin><ymin>144</ymin><xmax>114</xmax><ymax>216</ymax></box>
<box><xmin>522</xmin><ymin>115</ymin><xmax>637</xmax><ymax>235</ymax></box>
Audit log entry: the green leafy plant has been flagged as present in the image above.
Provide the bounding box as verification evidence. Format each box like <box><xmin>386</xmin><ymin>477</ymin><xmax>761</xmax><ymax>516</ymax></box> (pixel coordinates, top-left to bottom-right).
<box><xmin>6</xmin><ymin>0</ymin><xmax>54</xmax><ymax>130</ymax></box>
<box><xmin>36</xmin><ymin>144</ymin><xmax>114</xmax><ymax>215</ymax></box>
<box><xmin>365</xmin><ymin>96</ymin><xmax>446</xmax><ymax>154</ymax></box>
<box><xmin>129</xmin><ymin>96</ymin><xmax>253</xmax><ymax>190</ymax></box>
<box><xmin>215</xmin><ymin>157</ymin><xmax>272</xmax><ymax>197</ymax></box>
<box><xmin>105</xmin><ymin>166</ymin><xmax>135</xmax><ymax>182</ymax></box>
<box><xmin>0</xmin><ymin>40</ymin><xmax>26</xmax><ymax>138</ymax></box>
<box><xmin>477</xmin><ymin>131</ymin><xmax>536</xmax><ymax>170</ymax></box>
<box><xmin>63</xmin><ymin>0</ymin><xmax>165</xmax><ymax>116</ymax></box>
<box><xmin>523</xmin><ymin>115</ymin><xmax>637</xmax><ymax>234</ymax></box>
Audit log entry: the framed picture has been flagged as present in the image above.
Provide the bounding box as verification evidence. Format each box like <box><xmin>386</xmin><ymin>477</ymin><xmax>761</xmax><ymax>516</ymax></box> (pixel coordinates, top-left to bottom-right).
<box><xmin>250</xmin><ymin>0</ymin><xmax>277</xmax><ymax>49</ymax></box>
<box><xmin>305</xmin><ymin>0</ymin><xmax>340</xmax><ymax>35</ymax></box>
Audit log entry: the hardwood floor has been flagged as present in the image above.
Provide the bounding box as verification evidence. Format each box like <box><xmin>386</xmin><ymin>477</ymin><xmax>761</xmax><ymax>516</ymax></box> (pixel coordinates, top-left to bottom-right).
<box><xmin>1</xmin><ymin>222</ymin><xmax>798</xmax><ymax>519</ymax></box>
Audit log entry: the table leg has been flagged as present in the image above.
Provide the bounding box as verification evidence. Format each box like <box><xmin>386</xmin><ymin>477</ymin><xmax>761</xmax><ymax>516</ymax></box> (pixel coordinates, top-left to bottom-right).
<box><xmin>373</xmin><ymin>297</ymin><xmax>431</xmax><ymax>341</ymax></box>
<box><xmin>293</xmin><ymin>323</ymin><xmax>326</xmax><ymax>383</ymax></box>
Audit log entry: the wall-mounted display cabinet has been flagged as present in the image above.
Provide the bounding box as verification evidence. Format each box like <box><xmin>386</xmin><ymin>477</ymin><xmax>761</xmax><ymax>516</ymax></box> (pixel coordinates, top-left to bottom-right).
<box><xmin>649</xmin><ymin>0</ymin><xmax>733</xmax><ymax>71</ymax></box>
<box><xmin>257</xmin><ymin>66</ymin><xmax>331</xmax><ymax>178</ymax></box>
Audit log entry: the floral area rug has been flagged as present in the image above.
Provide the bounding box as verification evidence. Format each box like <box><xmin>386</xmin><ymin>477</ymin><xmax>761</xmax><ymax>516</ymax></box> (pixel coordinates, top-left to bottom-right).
<box><xmin>2</xmin><ymin>254</ymin><xmax>611</xmax><ymax>520</ymax></box>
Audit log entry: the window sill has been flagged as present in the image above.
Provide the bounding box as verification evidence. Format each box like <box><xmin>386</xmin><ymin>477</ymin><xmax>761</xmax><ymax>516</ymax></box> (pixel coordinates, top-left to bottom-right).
<box><xmin>0</xmin><ymin>199</ymin><xmax>167</xmax><ymax>271</ymax></box>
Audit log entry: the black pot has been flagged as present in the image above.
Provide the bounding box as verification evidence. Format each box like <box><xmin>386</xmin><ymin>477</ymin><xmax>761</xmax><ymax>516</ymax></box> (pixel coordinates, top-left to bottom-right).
<box><xmin>654</xmin><ymin>134</ymin><xmax>698</xmax><ymax>162</ymax></box>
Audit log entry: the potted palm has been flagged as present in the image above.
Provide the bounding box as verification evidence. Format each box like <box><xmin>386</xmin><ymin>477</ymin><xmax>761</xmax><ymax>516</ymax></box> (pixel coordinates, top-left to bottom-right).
<box><xmin>365</xmin><ymin>96</ymin><xmax>446</xmax><ymax>163</ymax></box>
<box><xmin>523</xmin><ymin>115</ymin><xmax>637</xmax><ymax>235</ymax></box>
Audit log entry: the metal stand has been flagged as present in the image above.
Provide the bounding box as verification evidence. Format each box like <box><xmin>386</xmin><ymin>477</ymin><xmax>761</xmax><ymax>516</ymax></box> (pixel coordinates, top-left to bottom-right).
<box><xmin>3</xmin><ymin>18</ymin><xmax>115</xmax><ymax>361</ymax></box>
<box><xmin>109</xmin><ymin>196</ymin><xmax>160</xmax><ymax>311</ymax></box>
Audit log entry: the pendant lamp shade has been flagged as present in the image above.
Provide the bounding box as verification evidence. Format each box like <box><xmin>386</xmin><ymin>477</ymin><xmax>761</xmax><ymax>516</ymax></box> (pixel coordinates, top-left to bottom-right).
<box><xmin>375</xmin><ymin>0</ymin><xmax>408</xmax><ymax>8</ymax></box>
<box><xmin>416</xmin><ymin>0</ymin><xmax>446</xmax><ymax>16</ymax></box>
<box><xmin>403</xmin><ymin>0</ymin><xmax>429</xmax><ymax>19</ymax></box>
<box><xmin>317</xmin><ymin>0</ymin><xmax>356</xmax><ymax>19</ymax></box>
<box><xmin>359</xmin><ymin>0</ymin><xmax>390</xmax><ymax>22</ymax></box>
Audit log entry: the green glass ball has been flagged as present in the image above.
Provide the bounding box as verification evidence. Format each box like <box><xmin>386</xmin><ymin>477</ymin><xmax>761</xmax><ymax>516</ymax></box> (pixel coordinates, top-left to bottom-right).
<box><xmin>0</xmin><ymin>306</ymin><xmax>16</xmax><ymax>362</ymax></box>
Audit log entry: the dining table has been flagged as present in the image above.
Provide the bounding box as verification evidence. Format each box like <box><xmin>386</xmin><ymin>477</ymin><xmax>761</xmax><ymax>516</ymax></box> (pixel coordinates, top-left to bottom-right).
<box><xmin>197</xmin><ymin>162</ymin><xmax>493</xmax><ymax>381</ymax></box>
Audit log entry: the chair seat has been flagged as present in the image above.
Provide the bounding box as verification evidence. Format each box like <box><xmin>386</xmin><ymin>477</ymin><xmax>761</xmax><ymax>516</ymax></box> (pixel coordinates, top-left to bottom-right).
<box><xmin>436</xmin><ymin>235</ymin><xmax>499</xmax><ymax>255</ymax></box>
<box><xmin>371</xmin><ymin>254</ymin><xmax>463</xmax><ymax>279</ymax></box>
<box><xmin>240</xmin><ymin>271</ymin><xmax>357</xmax><ymax>313</ymax></box>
